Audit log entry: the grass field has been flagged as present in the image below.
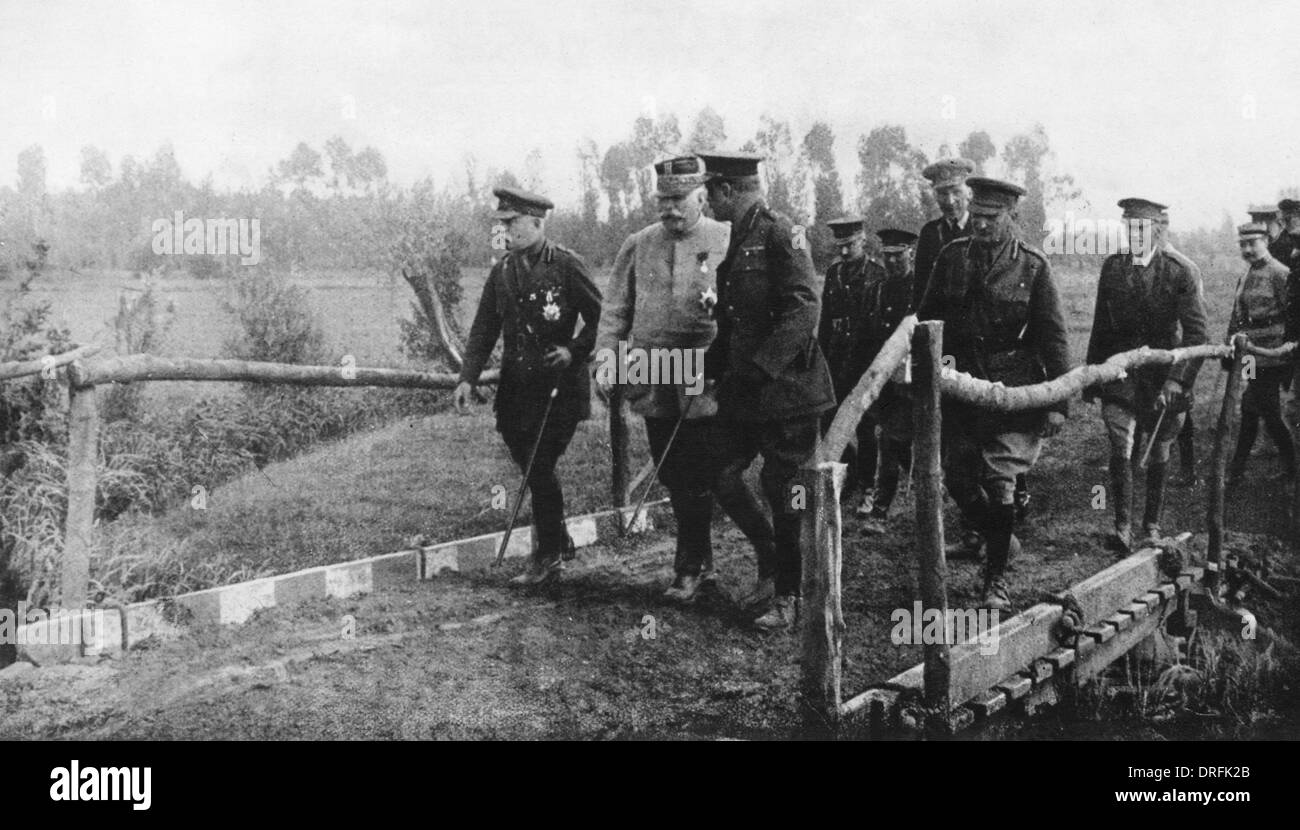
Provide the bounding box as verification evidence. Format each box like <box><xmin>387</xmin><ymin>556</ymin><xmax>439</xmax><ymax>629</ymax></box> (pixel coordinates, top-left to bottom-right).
<box><xmin>4</xmin><ymin>256</ymin><xmax>1298</xmax><ymax>739</ymax></box>
<box><xmin>8</xmin><ymin>256</ymin><xmax>1292</xmax><ymax>600</ymax></box>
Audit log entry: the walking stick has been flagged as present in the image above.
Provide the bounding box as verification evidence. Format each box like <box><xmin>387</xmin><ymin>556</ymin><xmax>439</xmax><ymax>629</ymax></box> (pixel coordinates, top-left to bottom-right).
<box><xmin>1137</xmin><ymin>402</ymin><xmax>1169</xmax><ymax>471</ymax></box>
<box><xmin>495</xmin><ymin>386</ymin><xmax>559</xmax><ymax>567</ymax></box>
<box><xmin>622</xmin><ymin>382</ymin><xmax>701</xmax><ymax>534</ymax></box>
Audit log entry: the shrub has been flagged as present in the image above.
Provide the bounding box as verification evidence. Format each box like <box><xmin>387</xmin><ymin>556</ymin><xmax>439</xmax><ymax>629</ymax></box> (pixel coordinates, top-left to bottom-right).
<box><xmin>222</xmin><ymin>270</ymin><xmax>327</xmax><ymax>366</ymax></box>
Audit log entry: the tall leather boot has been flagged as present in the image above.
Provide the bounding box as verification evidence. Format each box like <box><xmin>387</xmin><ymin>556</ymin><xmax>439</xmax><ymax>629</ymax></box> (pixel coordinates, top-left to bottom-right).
<box><xmin>1229</xmin><ymin>414</ymin><xmax>1258</xmax><ymax>485</ymax></box>
<box><xmin>751</xmin><ymin>513</ymin><xmax>803</xmax><ymax>631</ymax></box>
<box><xmin>715</xmin><ymin>467</ymin><xmax>776</xmax><ymax>608</ymax></box>
<box><xmin>1142</xmin><ymin>462</ymin><xmax>1170</xmax><ymax>543</ymax></box>
<box><xmin>1176</xmin><ymin>411</ymin><xmax>1198</xmax><ymax>486</ymax></box>
<box><xmin>945</xmin><ymin>494</ymin><xmax>987</xmax><ymax>560</ymax></box>
<box><xmin>1108</xmin><ymin>453</ymin><xmax>1134</xmax><ymax>554</ymax></box>
<box><xmin>1263</xmin><ymin>412</ymin><xmax>1297</xmax><ymax>479</ymax></box>
<box><xmin>664</xmin><ymin>489</ymin><xmax>715</xmax><ymax>603</ymax></box>
<box><xmin>980</xmin><ymin>503</ymin><xmax>1018</xmax><ymax>611</ymax></box>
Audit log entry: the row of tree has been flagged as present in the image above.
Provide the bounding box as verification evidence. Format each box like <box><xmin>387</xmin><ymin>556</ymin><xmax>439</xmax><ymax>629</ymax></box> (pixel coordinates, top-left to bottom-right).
<box><xmin>0</xmin><ymin>108</ymin><xmax>1091</xmax><ymax>277</ymax></box>
<box><xmin>5</xmin><ymin>107</ymin><xmax>1265</xmax><ymax>289</ymax></box>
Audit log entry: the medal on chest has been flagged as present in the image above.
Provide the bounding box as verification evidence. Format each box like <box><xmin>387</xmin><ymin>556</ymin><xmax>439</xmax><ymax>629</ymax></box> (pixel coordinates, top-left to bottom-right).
<box><xmin>699</xmin><ymin>285</ymin><xmax>717</xmax><ymax>318</ymax></box>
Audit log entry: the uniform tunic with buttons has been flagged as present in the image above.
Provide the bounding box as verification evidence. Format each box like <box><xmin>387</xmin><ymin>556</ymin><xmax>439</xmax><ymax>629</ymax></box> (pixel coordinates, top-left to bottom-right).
<box><xmin>459</xmin><ymin>240</ymin><xmax>603</xmax><ymax>433</ymax></box>
<box><xmin>853</xmin><ymin>267</ymin><xmax>917</xmax><ymax>438</ymax></box>
<box><xmin>919</xmin><ymin>234</ymin><xmax>1071</xmax><ymax>506</ymax></box>
<box><xmin>818</xmin><ymin>255</ymin><xmax>885</xmax><ymax>400</ymax></box>
<box><xmin>920</xmin><ymin>236</ymin><xmax>1072</xmax><ymax>420</ymax></box>
<box><xmin>915</xmin><ymin>214</ymin><xmax>970</xmax><ymax>306</ymax></box>
<box><xmin>1268</xmin><ymin>232</ymin><xmax>1300</xmax><ymax>271</ymax></box>
<box><xmin>1228</xmin><ymin>256</ymin><xmax>1291</xmax><ymax>368</ymax></box>
<box><xmin>597</xmin><ymin>216</ymin><xmax>730</xmax><ymax>418</ymax></box>
<box><xmin>705</xmin><ymin>201</ymin><xmax>836</xmax><ymax>421</ymax></box>
<box><xmin>1085</xmin><ymin>248</ymin><xmax>1209</xmax><ymax>411</ymax></box>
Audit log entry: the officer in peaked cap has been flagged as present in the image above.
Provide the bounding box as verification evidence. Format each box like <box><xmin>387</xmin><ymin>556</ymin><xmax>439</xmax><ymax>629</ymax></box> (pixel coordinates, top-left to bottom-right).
<box><xmin>1248</xmin><ymin>205</ymin><xmax>1283</xmax><ymax>245</ymax></box>
<box><xmin>917</xmin><ymin>159</ymin><xmax>1038</xmax><ymax>520</ymax></box>
<box><xmin>1084</xmin><ymin>198</ymin><xmax>1208</xmax><ymax>555</ymax></box>
<box><xmin>918</xmin><ymin>177</ymin><xmax>1071</xmax><ymax>611</ymax></box>
<box><xmin>916</xmin><ymin>158</ymin><xmax>975</xmax><ymax>307</ymax></box>
<box><xmin>455</xmin><ymin>186</ymin><xmax>603</xmax><ymax>587</ymax></box>
<box><xmin>853</xmin><ymin>228</ymin><xmax>918</xmax><ymax>534</ymax></box>
<box><xmin>818</xmin><ymin>216</ymin><xmax>887</xmax><ymax>515</ymax></box>
<box><xmin>697</xmin><ymin>149</ymin><xmax>836</xmax><ymax>632</ymax></box>
<box><xmin>1226</xmin><ymin>222</ymin><xmax>1295</xmax><ymax>483</ymax></box>
<box><xmin>1270</xmin><ymin>199</ymin><xmax>1300</xmax><ymax>270</ymax></box>
<box><xmin>596</xmin><ymin>155</ymin><xmax>736</xmax><ymax>604</ymax></box>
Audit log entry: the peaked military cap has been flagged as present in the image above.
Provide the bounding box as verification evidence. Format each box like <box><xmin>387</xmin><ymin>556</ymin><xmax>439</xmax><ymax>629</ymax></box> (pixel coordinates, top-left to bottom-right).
<box><xmin>968</xmin><ymin>177</ymin><xmax>1026</xmax><ymax>214</ymax></box>
<box><xmin>826</xmin><ymin>216</ymin><xmax>866</xmax><ymax>240</ymax></box>
<box><xmin>921</xmin><ymin>158</ymin><xmax>975</xmax><ymax>189</ymax></box>
<box><xmin>1279</xmin><ymin>198</ymin><xmax>1300</xmax><ymax>215</ymax></box>
<box><xmin>654</xmin><ymin>155</ymin><xmax>710</xmax><ymax>196</ymax></box>
<box><xmin>1118</xmin><ymin>197</ymin><xmax>1169</xmax><ymax>221</ymax></box>
<box><xmin>695</xmin><ymin>150</ymin><xmax>763</xmax><ymax>182</ymax></box>
<box><xmin>491</xmin><ymin>187</ymin><xmax>554</xmax><ymax>220</ymax></box>
<box><xmin>1238</xmin><ymin>222</ymin><xmax>1270</xmax><ymax>239</ymax></box>
<box><xmin>1248</xmin><ymin>204</ymin><xmax>1280</xmax><ymax>221</ymax></box>
<box><xmin>877</xmin><ymin>228</ymin><xmax>919</xmax><ymax>251</ymax></box>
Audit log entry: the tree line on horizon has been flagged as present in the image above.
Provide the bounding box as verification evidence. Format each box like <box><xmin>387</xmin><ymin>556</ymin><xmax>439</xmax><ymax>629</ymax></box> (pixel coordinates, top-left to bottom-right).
<box><xmin>0</xmin><ymin>107</ymin><xmax>1283</xmax><ymax>287</ymax></box>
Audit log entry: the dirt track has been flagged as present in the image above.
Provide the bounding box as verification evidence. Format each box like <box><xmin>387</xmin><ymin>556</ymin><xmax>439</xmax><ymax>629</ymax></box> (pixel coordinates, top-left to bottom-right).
<box><xmin>2</xmin><ymin>405</ymin><xmax>1296</xmax><ymax>740</ymax></box>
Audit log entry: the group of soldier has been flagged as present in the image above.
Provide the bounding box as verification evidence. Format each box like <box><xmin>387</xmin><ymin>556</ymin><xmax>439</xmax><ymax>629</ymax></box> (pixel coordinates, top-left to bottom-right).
<box><xmin>452</xmin><ymin>149</ymin><xmax>1300</xmax><ymax>631</ymax></box>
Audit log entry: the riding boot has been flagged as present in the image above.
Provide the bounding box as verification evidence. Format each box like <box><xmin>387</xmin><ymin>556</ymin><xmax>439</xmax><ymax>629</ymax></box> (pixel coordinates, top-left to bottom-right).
<box><xmin>714</xmin><ymin>467</ymin><xmax>776</xmax><ymax>579</ymax></box>
<box><xmin>980</xmin><ymin>503</ymin><xmax>1017</xmax><ymax>610</ymax></box>
<box><xmin>1229</xmin><ymin>414</ymin><xmax>1259</xmax><ymax>483</ymax></box>
<box><xmin>1263</xmin><ymin>412</ymin><xmax>1297</xmax><ymax>478</ymax></box>
<box><xmin>1177</xmin><ymin>412</ymin><xmax>1197</xmax><ymax>484</ymax></box>
<box><xmin>945</xmin><ymin>492</ymin><xmax>987</xmax><ymax>560</ymax></box>
<box><xmin>1142</xmin><ymin>462</ymin><xmax>1170</xmax><ymax>541</ymax></box>
<box><xmin>1108</xmin><ymin>453</ymin><xmax>1133</xmax><ymax>552</ymax></box>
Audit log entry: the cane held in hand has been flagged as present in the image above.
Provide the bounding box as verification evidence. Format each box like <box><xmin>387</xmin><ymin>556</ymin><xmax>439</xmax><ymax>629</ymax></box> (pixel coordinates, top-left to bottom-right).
<box><xmin>495</xmin><ymin>386</ymin><xmax>559</xmax><ymax>567</ymax></box>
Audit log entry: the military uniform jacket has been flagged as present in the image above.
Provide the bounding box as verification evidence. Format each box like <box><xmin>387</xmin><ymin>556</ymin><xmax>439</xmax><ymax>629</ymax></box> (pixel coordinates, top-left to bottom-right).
<box><xmin>1268</xmin><ymin>233</ymin><xmax>1300</xmax><ymax>271</ymax></box>
<box><xmin>915</xmin><ymin>214</ymin><xmax>969</xmax><ymax>306</ymax></box>
<box><xmin>919</xmin><ymin>236</ymin><xmax>1071</xmax><ymax>418</ymax></box>
<box><xmin>705</xmin><ymin>201</ymin><xmax>836</xmax><ymax>421</ymax></box>
<box><xmin>1228</xmin><ymin>256</ymin><xmax>1291</xmax><ymax>368</ymax></box>
<box><xmin>597</xmin><ymin>217</ymin><xmax>729</xmax><ymax>419</ymax></box>
<box><xmin>1084</xmin><ymin>248</ymin><xmax>1208</xmax><ymax>411</ymax></box>
<box><xmin>852</xmin><ymin>270</ymin><xmax>916</xmax><ymax>376</ymax></box>
<box><xmin>459</xmin><ymin>239</ymin><xmax>603</xmax><ymax>433</ymax></box>
<box><xmin>817</xmin><ymin>255</ymin><xmax>885</xmax><ymax>398</ymax></box>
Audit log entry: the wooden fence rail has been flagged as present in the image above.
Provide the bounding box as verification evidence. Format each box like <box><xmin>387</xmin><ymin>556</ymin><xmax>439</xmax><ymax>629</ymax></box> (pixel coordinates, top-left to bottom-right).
<box><xmin>2</xmin><ymin>352</ymin><xmax>514</xmax><ymax>606</ymax></box>
<box><xmin>802</xmin><ymin>317</ymin><xmax>1290</xmax><ymax>734</ymax></box>
<box><xmin>0</xmin><ymin>343</ymin><xmax>101</xmax><ymax>381</ymax></box>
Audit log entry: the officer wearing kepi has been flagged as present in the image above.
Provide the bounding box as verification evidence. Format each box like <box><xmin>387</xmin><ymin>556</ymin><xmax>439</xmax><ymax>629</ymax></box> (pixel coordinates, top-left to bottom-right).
<box><xmin>1226</xmin><ymin>221</ymin><xmax>1295</xmax><ymax>483</ymax></box>
<box><xmin>917</xmin><ymin>177</ymin><xmax>1071</xmax><ymax>610</ymax></box>
<box><xmin>817</xmin><ymin>216</ymin><xmax>886</xmax><ymax>515</ymax></box>
<box><xmin>596</xmin><ymin>155</ymin><xmax>734</xmax><ymax>603</ymax></box>
<box><xmin>454</xmin><ymin>187</ymin><xmax>603</xmax><ymax>587</ymax></box>
<box><xmin>855</xmin><ymin>228</ymin><xmax>918</xmax><ymax>534</ymax></box>
<box><xmin>698</xmin><ymin>150</ymin><xmax>837</xmax><ymax>632</ymax></box>
<box><xmin>1083</xmin><ymin>198</ymin><xmax>1208</xmax><ymax>554</ymax></box>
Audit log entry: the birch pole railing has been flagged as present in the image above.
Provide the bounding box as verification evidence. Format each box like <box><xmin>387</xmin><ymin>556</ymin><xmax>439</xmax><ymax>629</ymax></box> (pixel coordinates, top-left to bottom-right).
<box><xmin>0</xmin><ymin>343</ymin><xmax>101</xmax><ymax>381</ymax></box>
<box><xmin>800</xmin><ymin>312</ymin><xmax>1271</xmax><ymax>730</ymax></box>
<box><xmin>1</xmin><ymin>349</ymin><xmax>505</xmax><ymax>607</ymax></box>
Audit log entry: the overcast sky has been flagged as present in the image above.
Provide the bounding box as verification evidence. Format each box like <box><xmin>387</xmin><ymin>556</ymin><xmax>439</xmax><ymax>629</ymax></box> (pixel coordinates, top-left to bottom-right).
<box><xmin>2</xmin><ymin>0</ymin><xmax>1297</xmax><ymax>230</ymax></box>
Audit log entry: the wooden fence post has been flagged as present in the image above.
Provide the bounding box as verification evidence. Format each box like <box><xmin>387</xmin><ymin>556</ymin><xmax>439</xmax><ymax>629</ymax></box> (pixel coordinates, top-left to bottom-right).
<box><xmin>61</xmin><ymin>374</ymin><xmax>99</xmax><ymax>608</ymax></box>
<box><xmin>609</xmin><ymin>385</ymin><xmax>630</xmax><ymax>515</ymax></box>
<box><xmin>913</xmin><ymin>321</ymin><xmax>951</xmax><ymax>725</ymax></box>
<box><xmin>799</xmin><ymin>460</ymin><xmax>846</xmax><ymax>733</ymax></box>
<box><xmin>1207</xmin><ymin>334</ymin><xmax>1248</xmax><ymax>583</ymax></box>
